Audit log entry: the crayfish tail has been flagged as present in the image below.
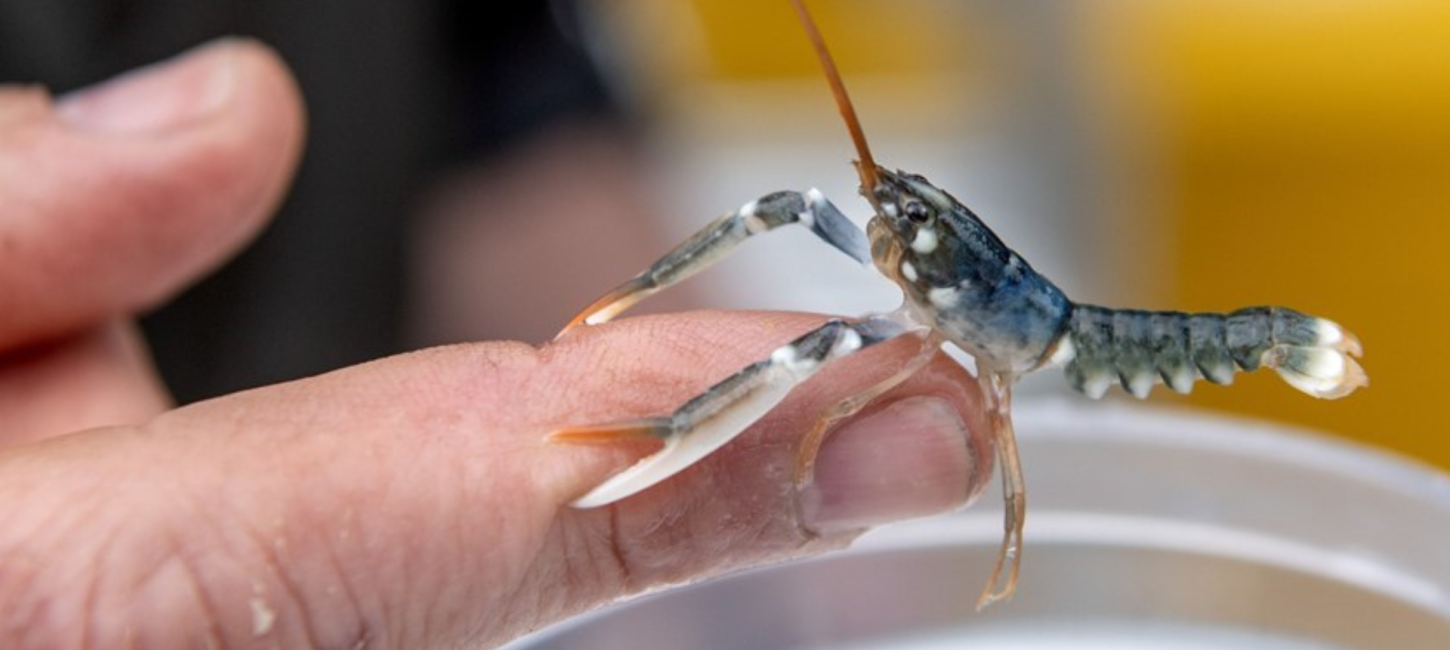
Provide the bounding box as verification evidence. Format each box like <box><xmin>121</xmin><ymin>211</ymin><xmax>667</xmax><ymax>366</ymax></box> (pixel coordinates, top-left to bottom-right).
<box><xmin>1263</xmin><ymin>317</ymin><xmax>1368</xmax><ymax>399</ymax></box>
<box><xmin>1056</xmin><ymin>305</ymin><xmax>1367</xmax><ymax>400</ymax></box>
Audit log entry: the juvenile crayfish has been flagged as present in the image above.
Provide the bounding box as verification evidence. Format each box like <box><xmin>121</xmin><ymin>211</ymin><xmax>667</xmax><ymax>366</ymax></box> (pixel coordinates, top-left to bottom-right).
<box><xmin>552</xmin><ymin>0</ymin><xmax>1367</xmax><ymax>609</ymax></box>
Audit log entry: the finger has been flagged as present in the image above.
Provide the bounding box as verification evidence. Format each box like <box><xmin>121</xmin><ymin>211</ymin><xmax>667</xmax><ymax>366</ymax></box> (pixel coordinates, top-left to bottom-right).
<box><xmin>0</xmin><ymin>39</ymin><xmax>305</xmax><ymax>350</ymax></box>
<box><xmin>0</xmin><ymin>311</ymin><xmax>988</xmax><ymax>649</ymax></box>
<box><xmin>0</xmin><ymin>321</ymin><xmax>170</xmax><ymax>447</ymax></box>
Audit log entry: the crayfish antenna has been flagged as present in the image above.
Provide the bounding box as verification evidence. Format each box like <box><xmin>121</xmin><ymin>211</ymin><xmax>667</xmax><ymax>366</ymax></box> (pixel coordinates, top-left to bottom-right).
<box><xmin>791</xmin><ymin>0</ymin><xmax>880</xmax><ymax>191</ymax></box>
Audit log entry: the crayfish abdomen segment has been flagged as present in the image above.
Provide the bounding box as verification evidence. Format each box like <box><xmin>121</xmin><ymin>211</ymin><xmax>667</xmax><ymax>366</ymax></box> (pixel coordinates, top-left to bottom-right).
<box><xmin>1057</xmin><ymin>305</ymin><xmax>1366</xmax><ymax>400</ymax></box>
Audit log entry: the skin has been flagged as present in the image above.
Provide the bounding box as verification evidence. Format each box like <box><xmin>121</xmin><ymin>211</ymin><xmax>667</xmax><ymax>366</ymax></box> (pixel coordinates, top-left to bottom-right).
<box><xmin>0</xmin><ymin>40</ymin><xmax>991</xmax><ymax>649</ymax></box>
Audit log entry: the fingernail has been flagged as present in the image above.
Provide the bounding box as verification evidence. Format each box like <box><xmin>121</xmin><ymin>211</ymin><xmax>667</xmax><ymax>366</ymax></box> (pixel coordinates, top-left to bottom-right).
<box><xmin>58</xmin><ymin>39</ymin><xmax>239</xmax><ymax>134</ymax></box>
<box><xmin>800</xmin><ymin>396</ymin><xmax>977</xmax><ymax>535</ymax></box>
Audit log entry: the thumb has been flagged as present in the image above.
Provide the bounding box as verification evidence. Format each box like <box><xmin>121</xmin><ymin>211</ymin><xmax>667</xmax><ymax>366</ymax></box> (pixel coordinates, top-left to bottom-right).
<box><xmin>0</xmin><ymin>312</ymin><xmax>988</xmax><ymax>649</ymax></box>
<box><xmin>0</xmin><ymin>39</ymin><xmax>305</xmax><ymax>350</ymax></box>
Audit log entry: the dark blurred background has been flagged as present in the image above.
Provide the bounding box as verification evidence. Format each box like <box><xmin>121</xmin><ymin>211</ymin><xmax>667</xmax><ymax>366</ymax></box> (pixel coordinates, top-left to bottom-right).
<box><xmin>0</xmin><ymin>0</ymin><xmax>667</xmax><ymax>403</ymax></box>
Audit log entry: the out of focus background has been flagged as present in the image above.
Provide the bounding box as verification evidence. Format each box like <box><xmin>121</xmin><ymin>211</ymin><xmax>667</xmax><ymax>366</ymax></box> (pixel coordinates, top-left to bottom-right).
<box><xmin>2</xmin><ymin>0</ymin><xmax>1443</xmax><ymax>469</ymax></box>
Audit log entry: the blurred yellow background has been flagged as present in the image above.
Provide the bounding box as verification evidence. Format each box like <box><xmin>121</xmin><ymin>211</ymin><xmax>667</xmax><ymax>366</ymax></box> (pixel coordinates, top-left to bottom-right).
<box><xmin>1080</xmin><ymin>0</ymin><xmax>1450</xmax><ymax>470</ymax></box>
<box><xmin>595</xmin><ymin>0</ymin><xmax>1448</xmax><ymax>469</ymax></box>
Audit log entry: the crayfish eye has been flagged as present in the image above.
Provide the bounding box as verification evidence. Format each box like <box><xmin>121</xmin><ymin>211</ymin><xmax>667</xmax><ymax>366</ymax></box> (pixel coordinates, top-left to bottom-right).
<box><xmin>904</xmin><ymin>200</ymin><xmax>931</xmax><ymax>224</ymax></box>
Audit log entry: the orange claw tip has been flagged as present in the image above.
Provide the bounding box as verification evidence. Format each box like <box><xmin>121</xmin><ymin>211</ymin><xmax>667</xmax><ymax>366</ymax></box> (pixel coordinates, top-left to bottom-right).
<box><xmin>553</xmin><ymin>277</ymin><xmax>653</xmax><ymax>341</ymax></box>
<box><xmin>547</xmin><ymin>418</ymin><xmax>673</xmax><ymax>445</ymax></box>
<box><xmin>554</xmin><ymin>299</ymin><xmax>611</xmax><ymax>340</ymax></box>
<box><xmin>555</xmin><ymin>311</ymin><xmax>594</xmax><ymax>340</ymax></box>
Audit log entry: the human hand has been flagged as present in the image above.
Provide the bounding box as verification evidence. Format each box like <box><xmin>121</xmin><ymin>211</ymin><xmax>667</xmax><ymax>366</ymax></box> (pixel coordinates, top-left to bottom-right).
<box><xmin>0</xmin><ymin>41</ymin><xmax>990</xmax><ymax>649</ymax></box>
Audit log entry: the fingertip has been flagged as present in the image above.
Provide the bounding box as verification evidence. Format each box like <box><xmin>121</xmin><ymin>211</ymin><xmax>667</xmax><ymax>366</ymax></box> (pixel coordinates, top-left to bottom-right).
<box><xmin>54</xmin><ymin>38</ymin><xmax>304</xmax><ymax>144</ymax></box>
<box><xmin>0</xmin><ymin>38</ymin><xmax>307</xmax><ymax>349</ymax></box>
<box><xmin>147</xmin><ymin>37</ymin><xmax>307</xmax><ymax>294</ymax></box>
<box><xmin>799</xmin><ymin>394</ymin><xmax>981</xmax><ymax>534</ymax></box>
<box><xmin>217</xmin><ymin>37</ymin><xmax>308</xmax><ymax>168</ymax></box>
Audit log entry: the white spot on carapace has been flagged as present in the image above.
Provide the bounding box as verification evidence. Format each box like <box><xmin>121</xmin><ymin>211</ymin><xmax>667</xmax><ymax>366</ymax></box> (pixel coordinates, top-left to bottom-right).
<box><xmin>900</xmin><ymin>261</ymin><xmax>919</xmax><ymax>282</ymax></box>
<box><xmin>911</xmin><ymin>228</ymin><xmax>938</xmax><ymax>254</ymax></box>
<box><xmin>251</xmin><ymin>597</ymin><xmax>276</xmax><ymax>636</ymax></box>
<box><xmin>882</xmin><ymin>203</ymin><xmax>899</xmax><ymax>218</ymax></box>
<box><xmin>1004</xmin><ymin>254</ymin><xmax>1024</xmax><ymax>278</ymax></box>
<box><xmin>927</xmin><ymin>285</ymin><xmax>959</xmax><ymax>309</ymax></box>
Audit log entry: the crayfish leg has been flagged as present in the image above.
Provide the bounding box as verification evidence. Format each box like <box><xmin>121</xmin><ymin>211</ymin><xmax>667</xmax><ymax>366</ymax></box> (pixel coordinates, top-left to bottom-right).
<box><xmin>794</xmin><ymin>328</ymin><xmax>940</xmax><ymax>484</ymax></box>
<box><xmin>554</xmin><ymin>190</ymin><xmax>870</xmax><ymax>339</ymax></box>
<box><xmin>554</xmin><ymin>316</ymin><xmax>917</xmax><ymax>509</ymax></box>
<box><xmin>976</xmin><ymin>372</ymin><xmax>1025</xmax><ymax>610</ymax></box>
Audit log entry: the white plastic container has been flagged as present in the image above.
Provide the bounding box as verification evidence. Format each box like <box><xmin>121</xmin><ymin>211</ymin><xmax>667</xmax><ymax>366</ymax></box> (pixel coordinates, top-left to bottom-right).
<box><xmin>507</xmin><ymin>401</ymin><xmax>1450</xmax><ymax>650</ymax></box>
